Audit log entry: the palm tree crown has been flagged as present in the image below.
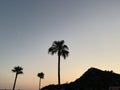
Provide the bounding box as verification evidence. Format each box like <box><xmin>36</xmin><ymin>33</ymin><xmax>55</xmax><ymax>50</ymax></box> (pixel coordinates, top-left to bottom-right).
<box><xmin>12</xmin><ymin>66</ymin><xmax>23</xmax><ymax>74</ymax></box>
<box><xmin>48</xmin><ymin>40</ymin><xmax>69</xmax><ymax>59</ymax></box>
<box><xmin>37</xmin><ymin>72</ymin><xmax>44</xmax><ymax>79</ymax></box>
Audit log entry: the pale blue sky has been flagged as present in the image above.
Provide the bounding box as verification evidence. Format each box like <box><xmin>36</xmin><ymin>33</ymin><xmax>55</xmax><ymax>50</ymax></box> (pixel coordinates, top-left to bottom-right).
<box><xmin>1</xmin><ymin>0</ymin><xmax>120</xmax><ymax>90</ymax></box>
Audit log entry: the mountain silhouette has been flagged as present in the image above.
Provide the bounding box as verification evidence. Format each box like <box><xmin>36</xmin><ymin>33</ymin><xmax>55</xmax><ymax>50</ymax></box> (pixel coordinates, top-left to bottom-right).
<box><xmin>41</xmin><ymin>67</ymin><xmax>120</xmax><ymax>90</ymax></box>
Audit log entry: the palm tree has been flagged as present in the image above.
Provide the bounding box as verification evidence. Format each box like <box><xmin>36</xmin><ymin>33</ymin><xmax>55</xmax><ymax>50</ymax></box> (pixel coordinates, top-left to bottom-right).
<box><xmin>12</xmin><ymin>66</ymin><xmax>23</xmax><ymax>90</ymax></box>
<box><xmin>48</xmin><ymin>40</ymin><xmax>69</xmax><ymax>89</ymax></box>
<box><xmin>37</xmin><ymin>72</ymin><xmax>44</xmax><ymax>90</ymax></box>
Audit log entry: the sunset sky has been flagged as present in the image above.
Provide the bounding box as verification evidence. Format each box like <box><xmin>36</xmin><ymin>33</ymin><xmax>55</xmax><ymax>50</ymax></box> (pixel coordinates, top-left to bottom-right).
<box><xmin>1</xmin><ymin>0</ymin><xmax>120</xmax><ymax>90</ymax></box>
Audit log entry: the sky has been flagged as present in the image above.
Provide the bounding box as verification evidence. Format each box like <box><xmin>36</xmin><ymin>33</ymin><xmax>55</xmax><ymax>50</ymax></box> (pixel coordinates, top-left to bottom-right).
<box><xmin>1</xmin><ymin>0</ymin><xmax>120</xmax><ymax>90</ymax></box>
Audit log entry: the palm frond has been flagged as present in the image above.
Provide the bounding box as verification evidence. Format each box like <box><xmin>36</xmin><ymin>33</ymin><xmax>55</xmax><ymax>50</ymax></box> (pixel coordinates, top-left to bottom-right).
<box><xmin>63</xmin><ymin>45</ymin><xmax>69</xmax><ymax>50</ymax></box>
<box><xmin>61</xmin><ymin>50</ymin><xmax>69</xmax><ymax>59</ymax></box>
<box><xmin>12</xmin><ymin>69</ymin><xmax>16</xmax><ymax>72</ymax></box>
<box><xmin>18</xmin><ymin>71</ymin><xmax>23</xmax><ymax>74</ymax></box>
<box><xmin>60</xmin><ymin>40</ymin><xmax>64</xmax><ymax>45</ymax></box>
<box><xmin>48</xmin><ymin>47</ymin><xmax>57</xmax><ymax>55</ymax></box>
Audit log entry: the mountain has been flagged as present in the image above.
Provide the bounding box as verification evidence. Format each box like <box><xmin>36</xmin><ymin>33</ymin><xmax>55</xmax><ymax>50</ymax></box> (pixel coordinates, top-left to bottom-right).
<box><xmin>41</xmin><ymin>67</ymin><xmax>120</xmax><ymax>90</ymax></box>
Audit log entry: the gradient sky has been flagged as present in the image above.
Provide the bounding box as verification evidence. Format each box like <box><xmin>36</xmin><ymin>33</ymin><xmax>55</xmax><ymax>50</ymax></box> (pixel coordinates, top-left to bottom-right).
<box><xmin>1</xmin><ymin>0</ymin><xmax>120</xmax><ymax>90</ymax></box>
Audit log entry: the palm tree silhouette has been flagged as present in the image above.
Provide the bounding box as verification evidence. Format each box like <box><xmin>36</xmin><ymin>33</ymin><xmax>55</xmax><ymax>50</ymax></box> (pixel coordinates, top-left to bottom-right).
<box><xmin>48</xmin><ymin>40</ymin><xmax>69</xmax><ymax>89</ymax></box>
<box><xmin>37</xmin><ymin>72</ymin><xmax>44</xmax><ymax>90</ymax></box>
<box><xmin>12</xmin><ymin>66</ymin><xmax>23</xmax><ymax>90</ymax></box>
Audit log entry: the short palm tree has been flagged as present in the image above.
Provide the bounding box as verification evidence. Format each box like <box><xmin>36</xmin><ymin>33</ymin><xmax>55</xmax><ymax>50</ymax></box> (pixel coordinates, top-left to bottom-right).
<box><xmin>12</xmin><ymin>66</ymin><xmax>23</xmax><ymax>90</ymax></box>
<box><xmin>37</xmin><ymin>72</ymin><xmax>44</xmax><ymax>90</ymax></box>
<box><xmin>48</xmin><ymin>40</ymin><xmax>69</xmax><ymax>89</ymax></box>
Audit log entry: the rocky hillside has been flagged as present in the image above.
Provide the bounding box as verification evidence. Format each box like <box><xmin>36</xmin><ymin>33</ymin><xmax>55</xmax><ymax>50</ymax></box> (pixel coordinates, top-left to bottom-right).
<box><xmin>41</xmin><ymin>67</ymin><xmax>120</xmax><ymax>90</ymax></box>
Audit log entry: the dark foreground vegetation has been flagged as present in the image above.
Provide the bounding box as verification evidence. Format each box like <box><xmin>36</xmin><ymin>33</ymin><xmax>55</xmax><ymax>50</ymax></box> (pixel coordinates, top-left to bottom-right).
<box><xmin>41</xmin><ymin>67</ymin><xmax>120</xmax><ymax>90</ymax></box>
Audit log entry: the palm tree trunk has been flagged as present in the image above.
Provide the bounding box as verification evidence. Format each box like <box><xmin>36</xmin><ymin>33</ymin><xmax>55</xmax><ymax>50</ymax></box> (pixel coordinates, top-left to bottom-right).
<box><xmin>58</xmin><ymin>54</ymin><xmax>60</xmax><ymax>89</ymax></box>
<box><xmin>13</xmin><ymin>73</ymin><xmax>18</xmax><ymax>90</ymax></box>
<box><xmin>39</xmin><ymin>78</ymin><xmax>41</xmax><ymax>90</ymax></box>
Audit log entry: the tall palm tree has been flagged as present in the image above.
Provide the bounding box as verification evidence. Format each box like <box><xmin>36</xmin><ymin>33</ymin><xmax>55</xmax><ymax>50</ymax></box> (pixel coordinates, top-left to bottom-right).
<box><xmin>12</xmin><ymin>66</ymin><xmax>23</xmax><ymax>90</ymax></box>
<box><xmin>48</xmin><ymin>40</ymin><xmax>69</xmax><ymax>89</ymax></box>
<box><xmin>37</xmin><ymin>72</ymin><xmax>44</xmax><ymax>90</ymax></box>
